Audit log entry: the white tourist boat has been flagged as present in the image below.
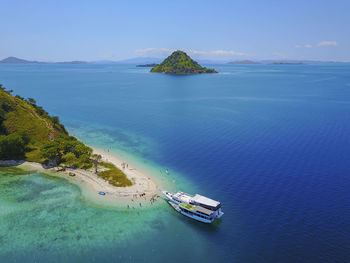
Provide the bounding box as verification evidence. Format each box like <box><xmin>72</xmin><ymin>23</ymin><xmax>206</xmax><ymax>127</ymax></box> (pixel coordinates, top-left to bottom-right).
<box><xmin>162</xmin><ymin>190</ymin><xmax>224</xmax><ymax>223</ymax></box>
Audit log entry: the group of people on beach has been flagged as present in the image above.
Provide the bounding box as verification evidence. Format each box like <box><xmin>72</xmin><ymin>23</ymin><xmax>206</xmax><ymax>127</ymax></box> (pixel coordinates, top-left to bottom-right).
<box><xmin>121</xmin><ymin>162</ymin><xmax>129</xmax><ymax>169</ymax></box>
<box><xmin>126</xmin><ymin>193</ymin><xmax>160</xmax><ymax>209</ymax></box>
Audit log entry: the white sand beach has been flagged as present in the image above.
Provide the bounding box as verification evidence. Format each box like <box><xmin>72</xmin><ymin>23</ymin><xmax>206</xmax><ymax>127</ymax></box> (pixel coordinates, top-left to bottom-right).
<box><xmin>0</xmin><ymin>148</ymin><xmax>163</xmax><ymax>208</ymax></box>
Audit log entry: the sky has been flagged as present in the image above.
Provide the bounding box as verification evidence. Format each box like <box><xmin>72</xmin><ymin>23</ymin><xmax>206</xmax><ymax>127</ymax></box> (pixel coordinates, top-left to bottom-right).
<box><xmin>0</xmin><ymin>0</ymin><xmax>349</xmax><ymax>62</ymax></box>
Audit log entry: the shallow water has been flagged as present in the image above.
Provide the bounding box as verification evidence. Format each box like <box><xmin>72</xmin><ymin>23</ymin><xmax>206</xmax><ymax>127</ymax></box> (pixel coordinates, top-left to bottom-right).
<box><xmin>0</xmin><ymin>63</ymin><xmax>350</xmax><ymax>262</ymax></box>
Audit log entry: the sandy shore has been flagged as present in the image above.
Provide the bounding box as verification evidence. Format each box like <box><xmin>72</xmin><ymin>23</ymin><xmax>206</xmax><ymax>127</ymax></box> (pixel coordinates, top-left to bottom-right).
<box><xmin>0</xmin><ymin>148</ymin><xmax>163</xmax><ymax>208</ymax></box>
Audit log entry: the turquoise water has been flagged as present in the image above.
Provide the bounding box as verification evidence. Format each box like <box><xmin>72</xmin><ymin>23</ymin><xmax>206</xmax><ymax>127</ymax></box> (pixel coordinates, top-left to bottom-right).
<box><xmin>0</xmin><ymin>63</ymin><xmax>350</xmax><ymax>262</ymax></box>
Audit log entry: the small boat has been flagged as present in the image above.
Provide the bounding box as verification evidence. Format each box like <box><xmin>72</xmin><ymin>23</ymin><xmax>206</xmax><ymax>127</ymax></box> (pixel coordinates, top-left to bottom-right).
<box><xmin>98</xmin><ymin>191</ymin><xmax>106</xmax><ymax>196</ymax></box>
<box><xmin>68</xmin><ymin>172</ymin><xmax>75</xmax><ymax>177</ymax></box>
<box><xmin>162</xmin><ymin>190</ymin><xmax>223</xmax><ymax>223</ymax></box>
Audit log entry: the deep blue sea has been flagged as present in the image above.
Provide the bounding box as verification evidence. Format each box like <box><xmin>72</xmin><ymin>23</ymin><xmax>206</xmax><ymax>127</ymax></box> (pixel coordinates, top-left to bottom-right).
<box><xmin>0</xmin><ymin>63</ymin><xmax>349</xmax><ymax>262</ymax></box>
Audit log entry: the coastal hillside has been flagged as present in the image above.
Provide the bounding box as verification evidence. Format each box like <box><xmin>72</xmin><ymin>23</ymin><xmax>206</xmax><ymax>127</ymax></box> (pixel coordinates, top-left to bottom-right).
<box><xmin>0</xmin><ymin>85</ymin><xmax>132</xmax><ymax>186</ymax></box>
<box><xmin>0</xmin><ymin>85</ymin><xmax>67</xmax><ymax>161</ymax></box>
<box><xmin>150</xmin><ymin>51</ymin><xmax>217</xmax><ymax>74</ymax></box>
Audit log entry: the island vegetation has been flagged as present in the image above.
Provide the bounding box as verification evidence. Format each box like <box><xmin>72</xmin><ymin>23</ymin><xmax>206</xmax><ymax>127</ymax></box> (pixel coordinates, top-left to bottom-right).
<box><xmin>150</xmin><ymin>51</ymin><xmax>217</xmax><ymax>74</ymax></box>
<box><xmin>0</xmin><ymin>85</ymin><xmax>132</xmax><ymax>187</ymax></box>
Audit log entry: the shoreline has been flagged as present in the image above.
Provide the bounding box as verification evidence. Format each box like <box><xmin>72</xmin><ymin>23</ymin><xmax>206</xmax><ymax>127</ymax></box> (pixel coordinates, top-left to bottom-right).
<box><xmin>0</xmin><ymin>147</ymin><xmax>163</xmax><ymax>209</ymax></box>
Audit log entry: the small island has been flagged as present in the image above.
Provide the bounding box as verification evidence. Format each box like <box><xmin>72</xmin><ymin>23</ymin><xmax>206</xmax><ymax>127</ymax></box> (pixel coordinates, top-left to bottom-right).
<box><xmin>150</xmin><ymin>50</ymin><xmax>217</xmax><ymax>74</ymax></box>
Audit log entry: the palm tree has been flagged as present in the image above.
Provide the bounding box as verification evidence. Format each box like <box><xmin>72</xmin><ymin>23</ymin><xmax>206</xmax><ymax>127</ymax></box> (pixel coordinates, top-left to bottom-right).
<box><xmin>92</xmin><ymin>154</ymin><xmax>102</xmax><ymax>174</ymax></box>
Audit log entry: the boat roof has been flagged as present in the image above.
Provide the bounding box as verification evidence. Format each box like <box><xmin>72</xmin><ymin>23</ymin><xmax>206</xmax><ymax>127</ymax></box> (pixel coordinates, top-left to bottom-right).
<box><xmin>194</xmin><ymin>206</ymin><xmax>214</xmax><ymax>216</ymax></box>
<box><xmin>192</xmin><ymin>194</ymin><xmax>220</xmax><ymax>207</ymax></box>
<box><xmin>174</xmin><ymin>192</ymin><xmax>193</xmax><ymax>204</ymax></box>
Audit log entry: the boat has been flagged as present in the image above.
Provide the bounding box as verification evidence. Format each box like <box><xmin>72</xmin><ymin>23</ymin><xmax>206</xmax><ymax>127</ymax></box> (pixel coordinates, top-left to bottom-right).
<box><xmin>98</xmin><ymin>191</ymin><xmax>106</xmax><ymax>195</ymax></box>
<box><xmin>162</xmin><ymin>190</ymin><xmax>224</xmax><ymax>223</ymax></box>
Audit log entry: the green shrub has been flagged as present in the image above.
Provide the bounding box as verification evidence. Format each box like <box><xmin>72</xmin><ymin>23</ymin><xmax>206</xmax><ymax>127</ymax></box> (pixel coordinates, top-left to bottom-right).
<box><xmin>98</xmin><ymin>162</ymin><xmax>132</xmax><ymax>187</ymax></box>
<box><xmin>0</xmin><ymin>133</ymin><xmax>27</xmax><ymax>160</ymax></box>
<box><xmin>40</xmin><ymin>135</ymin><xmax>92</xmax><ymax>168</ymax></box>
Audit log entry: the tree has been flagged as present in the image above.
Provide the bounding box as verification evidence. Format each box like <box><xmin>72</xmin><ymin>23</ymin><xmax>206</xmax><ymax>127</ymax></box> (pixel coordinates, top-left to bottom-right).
<box><xmin>40</xmin><ymin>140</ymin><xmax>62</xmax><ymax>166</ymax></box>
<box><xmin>74</xmin><ymin>141</ymin><xmax>92</xmax><ymax>157</ymax></box>
<box><xmin>92</xmin><ymin>154</ymin><xmax>102</xmax><ymax>173</ymax></box>
<box><xmin>62</xmin><ymin>152</ymin><xmax>78</xmax><ymax>168</ymax></box>
<box><xmin>51</xmin><ymin>116</ymin><xmax>59</xmax><ymax>125</ymax></box>
<box><xmin>0</xmin><ymin>133</ymin><xmax>27</xmax><ymax>160</ymax></box>
<box><xmin>15</xmin><ymin>95</ymin><xmax>24</xmax><ymax>100</ymax></box>
<box><xmin>78</xmin><ymin>153</ymin><xmax>91</xmax><ymax>169</ymax></box>
<box><xmin>27</xmin><ymin>98</ymin><xmax>36</xmax><ymax>105</ymax></box>
<box><xmin>40</xmin><ymin>135</ymin><xmax>93</xmax><ymax>168</ymax></box>
<box><xmin>35</xmin><ymin>106</ymin><xmax>46</xmax><ymax>116</ymax></box>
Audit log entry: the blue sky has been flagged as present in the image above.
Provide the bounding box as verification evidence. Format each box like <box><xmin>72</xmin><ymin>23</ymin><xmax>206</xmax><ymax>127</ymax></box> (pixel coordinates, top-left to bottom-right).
<box><xmin>1</xmin><ymin>0</ymin><xmax>349</xmax><ymax>61</ymax></box>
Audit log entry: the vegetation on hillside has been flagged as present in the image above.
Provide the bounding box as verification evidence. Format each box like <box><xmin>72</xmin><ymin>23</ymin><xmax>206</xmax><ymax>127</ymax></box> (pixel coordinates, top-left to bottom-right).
<box><xmin>151</xmin><ymin>50</ymin><xmax>217</xmax><ymax>74</ymax></box>
<box><xmin>0</xmin><ymin>132</ymin><xmax>29</xmax><ymax>160</ymax></box>
<box><xmin>0</xmin><ymin>85</ymin><xmax>132</xmax><ymax>187</ymax></box>
<box><xmin>40</xmin><ymin>135</ymin><xmax>93</xmax><ymax>169</ymax></box>
<box><xmin>0</xmin><ymin>85</ymin><xmax>67</xmax><ymax>161</ymax></box>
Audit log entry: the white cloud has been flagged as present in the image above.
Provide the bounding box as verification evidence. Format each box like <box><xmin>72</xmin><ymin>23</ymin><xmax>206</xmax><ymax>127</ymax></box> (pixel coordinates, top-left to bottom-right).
<box><xmin>295</xmin><ymin>44</ymin><xmax>312</xmax><ymax>49</ymax></box>
<box><xmin>317</xmin><ymin>41</ymin><xmax>338</xmax><ymax>47</ymax></box>
<box><xmin>210</xmin><ymin>50</ymin><xmax>248</xmax><ymax>56</ymax></box>
<box><xmin>134</xmin><ymin>48</ymin><xmax>251</xmax><ymax>58</ymax></box>
<box><xmin>135</xmin><ymin>48</ymin><xmax>174</xmax><ymax>56</ymax></box>
<box><xmin>186</xmin><ymin>49</ymin><xmax>207</xmax><ymax>55</ymax></box>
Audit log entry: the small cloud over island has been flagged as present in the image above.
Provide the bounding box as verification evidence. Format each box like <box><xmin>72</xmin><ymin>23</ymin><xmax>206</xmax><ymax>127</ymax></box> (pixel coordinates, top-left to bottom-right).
<box><xmin>295</xmin><ymin>44</ymin><xmax>313</xmax><ymax>49</ymax></box>
<box><xmin>295</xmin><ymin>41</ymin><xmax>338</xmax><ymax>49</ymax></box>
<box><xmin>317</xmin><ymin>41</ymin><xmax>338</xmax><ymax>47</ymax></box>
<box><xmin>135</xmin><ymin>48</ymin><xmax>252</xmax><ymax>59</ymax></box>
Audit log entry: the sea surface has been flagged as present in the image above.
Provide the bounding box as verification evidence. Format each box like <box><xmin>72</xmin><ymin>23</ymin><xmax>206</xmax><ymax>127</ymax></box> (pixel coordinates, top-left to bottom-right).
<box><xmin>0</xmin><ymin>63</ymin><xmax>349</xmax><ymax>262</ymax></box>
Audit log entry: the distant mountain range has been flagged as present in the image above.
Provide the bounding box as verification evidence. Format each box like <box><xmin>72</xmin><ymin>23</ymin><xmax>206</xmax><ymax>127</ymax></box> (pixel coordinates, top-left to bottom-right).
<box><xmin>114</xmin><ymin>57</ymin><xmax>162</xmax><ymax>64</ymax></box>
<box><xmin>55</xmin><ymin>61</ymin><xmax>87</xmax><ymax>64</ymax></box>
<box><xmin>228</xmin><ymin>60</ymin><xmax>260</xmax><ymax>64</ymax></box>
<box><xmin>0</xmin><ymin>56</ymin><xmax>348</xmax><ymax>65</ymax></box>
<box><xmin>228</xmin><ymin>59</ymin><xmax>349</xmax><ymax>65</ymax></box>
<box><xmin>0</xmin><ymin>57</ymin><xmax>87</xmax><ymax>64</ymax></box>
<box><xmin>0</xmin><ymin>56</ymin><xmax>162</xmax><ymax>65</ymax></box>
<box><xmin>136</xmin><ymin>63</ymin><xmax>159</xmax><ymax>67</ymax></box>
<box><xmin>0</xmin><ymin>57</ymin><xmax>42</xmax><ymax>64</ymax></box>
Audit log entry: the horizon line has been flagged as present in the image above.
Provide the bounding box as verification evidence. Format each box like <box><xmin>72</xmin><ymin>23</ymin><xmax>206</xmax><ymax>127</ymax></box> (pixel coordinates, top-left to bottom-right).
<box><xmin>0</xmin><ymin>56</ymin><xmax>349</xmax><ymax>64</ymax></box>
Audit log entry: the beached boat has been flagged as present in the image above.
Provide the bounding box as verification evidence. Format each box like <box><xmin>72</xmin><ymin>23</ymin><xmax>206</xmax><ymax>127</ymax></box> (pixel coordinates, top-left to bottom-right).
<box><xmin>162</xmin><ymin>191</ymin><xmax>224</xmax><ymax>223</ymax></box>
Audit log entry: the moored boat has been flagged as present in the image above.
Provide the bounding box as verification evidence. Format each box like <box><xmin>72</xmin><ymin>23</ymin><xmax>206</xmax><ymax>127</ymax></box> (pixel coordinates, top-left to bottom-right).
<box><xmin>163</xmin><ymin>190</ymin><xmax>224</xmax><ymax>223</ymax></box>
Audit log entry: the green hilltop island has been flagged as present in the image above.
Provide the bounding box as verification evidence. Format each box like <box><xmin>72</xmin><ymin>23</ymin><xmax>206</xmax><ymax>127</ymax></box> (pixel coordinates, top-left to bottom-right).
<box><xmin>150</xmin><ymin>50</ymin><xmax>217</xmax><ymax>74</ymax></box>
<box><xmin>0</xmin><ymin>85</ymin><xmax>132</xmax><ymax>187</ymax></box>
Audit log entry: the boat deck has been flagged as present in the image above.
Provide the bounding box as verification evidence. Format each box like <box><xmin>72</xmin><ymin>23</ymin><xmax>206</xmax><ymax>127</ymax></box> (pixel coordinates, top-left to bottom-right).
<box><xmin>168</xmin><ymin>201</ymin><xmax>180</xmax><ymax>212</ymax></box>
